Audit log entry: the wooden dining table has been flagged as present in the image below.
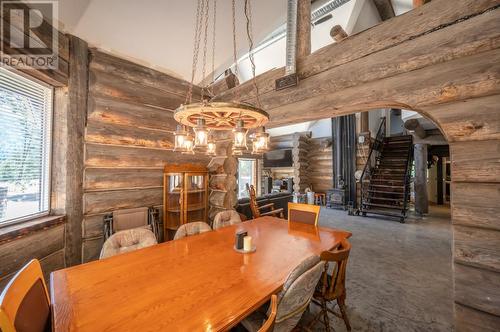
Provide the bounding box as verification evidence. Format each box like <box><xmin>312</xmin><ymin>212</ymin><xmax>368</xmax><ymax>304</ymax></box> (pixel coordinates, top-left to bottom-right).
<box><xmin>51</xmin><ymin>217</ymin><xmax>351</xmax><ymax>331</ymax></box>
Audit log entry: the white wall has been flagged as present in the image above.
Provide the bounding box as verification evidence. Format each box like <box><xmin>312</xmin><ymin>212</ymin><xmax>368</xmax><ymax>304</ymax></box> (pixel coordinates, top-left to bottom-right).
<box><xmin>267</xmin><ymin>118</ymin><xmax>332</xmax><ymax>138</ymax></box>
<box><xmin>350</xmin><ymin>0</ymin><xmax>381</xmax><ymax>34</ymax></box>
<box><xmin>369</xmin><ymin>109</ymin><xmax>385</xmax><ymax>137</ymax></box>
<box><xmin>237</xmin><ymin>0</ymin><xmax>361</xmax><ymax>82</ymax></box>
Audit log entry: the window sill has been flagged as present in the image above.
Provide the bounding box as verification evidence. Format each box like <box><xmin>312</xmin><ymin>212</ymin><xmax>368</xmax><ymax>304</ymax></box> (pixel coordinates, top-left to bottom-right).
<box><xmin>0</xmin><ymin>215</ymin><xmax>66</xmax><ymax>245</ymax></box>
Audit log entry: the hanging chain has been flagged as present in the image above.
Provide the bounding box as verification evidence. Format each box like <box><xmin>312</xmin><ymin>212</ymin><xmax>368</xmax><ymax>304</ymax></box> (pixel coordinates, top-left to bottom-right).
<box><xmin>186</xmin><ymin>0</ymin><xmax>205</xmax><ymax>104</ymax></box>
<box><xmin>244</xmin><ymin>0</ymin><xmax>262</xmax><ymax>109</ymax></box>
<box><xmin>208</xmin><ymin>0</ymin><xmax>217</xmax><ymax>97</ymax></box>
<box><xmin>232</xmin><ymin>0</ymin><xmax>240</xmax><ymax>103</ymax></box>
<box><xmin>200</xmin><ymin>0</ymin><xmax>210</xmax><ymax>102</ymax></box>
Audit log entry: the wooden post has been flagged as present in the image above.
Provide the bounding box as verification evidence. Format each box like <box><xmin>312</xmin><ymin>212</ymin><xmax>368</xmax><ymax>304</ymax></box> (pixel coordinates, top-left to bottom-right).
<box><xmin>65</xmin><ymin>35</ymin><xmax>88</xmax><ymax>265</ymax></box>
<box><xmin>330</xmin><ymin>25</ymin><xmax>348</xmax><ymax>42</ymax></box>
<box><xmin>436</xmin><ymin>157</ymin><xmax>444</xmax><ymax>205</ymax></box>
<box><xmin>404</xmin><ymin>119</ymin><xmax>427</xmax><ymax>138</ymax></box>
<box><xmin>360</xmin><ymin>112</ymin><xmax>369</xmax><ymax>133</ymax></box>
<box><xmin>296</xmin><ymin>0</ymin><xmax>311</xmax><ymax>60</ymax></box>
<box><xmin>372</xmin><ymin>0</ymin><xmax>396</xmax><ymax>21</ymax></box>
<box><xmin>414</xmin><ymin>143</ymin><xmax>429</xmax><ymax>215</ymax></box>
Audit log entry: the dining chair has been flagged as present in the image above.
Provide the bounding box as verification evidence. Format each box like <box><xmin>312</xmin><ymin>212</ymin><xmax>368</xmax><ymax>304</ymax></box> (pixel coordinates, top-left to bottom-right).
<box><xmin>213</xmin><ymin>210</ymin><xmax>241</xmax><ymax>230</ymax></box>
<box><xmin>100</xmin><ymin>228</ymin><xmax>158</xmax><ymax>259</ymax></box>
<box><xmin>309</xmin><ymin>239</ymin><xmax>352</xmax><ymax>331</ymax></box>
<box><xmin>103</xmin><ymin>206</ymin><xmax>161</xmax><ymax>242</ymax></box>
<box><xmin>242</xmin><ymin>255</ymin><xmax>324</xmax><ymax>332</ymax></box>
<box><xmin>173</xmin><ymin>221</ymin><xmax>212</xmax><ymax>240</ymax></box>
<box><xmin>249</xmin><ymin>185</ymin><xmax>284</xmax><ymax>219</ymax></box>
<box><xmin>288</xmin><ymin>202</ymin><xmax>320</xmax><ymax>226</ymax></box>
<box><xmin>258</xmin><ymin>294</ymin><xmax>277</xmax><ymax>332</ymax></box>
<box><xmin>0</xmin><ymin>259</ymin><xmax>51</xmax><ymax>332</ymax></box>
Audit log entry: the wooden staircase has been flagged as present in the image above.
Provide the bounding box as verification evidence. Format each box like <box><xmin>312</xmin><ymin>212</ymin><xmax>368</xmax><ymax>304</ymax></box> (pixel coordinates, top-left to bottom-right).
<box><xmin>360</xmin><ymin>118</ymin><xmax>413</xmax><ymax>222</ymax></box>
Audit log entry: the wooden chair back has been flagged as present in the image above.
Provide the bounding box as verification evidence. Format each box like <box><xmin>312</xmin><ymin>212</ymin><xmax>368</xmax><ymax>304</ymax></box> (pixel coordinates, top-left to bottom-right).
<box><xmin>113</xmin><ymin>207</ymin><xmax>149</xmax><ymax>232</ymax></box>
<box><xmin>319</xmin><ymin>239</ymin><xmax>351</xmax><ymax>300</ymax></box>
<box><xmin>104</xmin><ymin>207</ymin><xmax>161</xmax><ymax>242</ymax></box>
<box><xmin>258</xmin><ymin>294</ymin><xmax>277</xmax><ymax>332</ymax></box>
<box><xmin>288</xmin><ymin>202</ymin><xmax>320</xmax><ymax>226</ymax></box>
<box><xmin>0</xmin><ymin>259</ymin><xmax>51</xmax><ymax>332</ymax></box>
<box><xmin>248</xmin><ymin>185</ymin><xmax>285</xmax><ymax>219</ymax></box>
<box><xmin>249</xmin><ymin>185</ymin><xmax>261</xmax><ymax>218</ymax></box>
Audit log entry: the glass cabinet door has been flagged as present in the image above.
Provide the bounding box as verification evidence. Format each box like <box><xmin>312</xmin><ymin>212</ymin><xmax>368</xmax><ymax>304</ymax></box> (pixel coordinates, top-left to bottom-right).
<box><xmin>164</xmin><ymin>173</ymin><xmax>183</xmax><ymax>232</ymax></box>
<box><xmin>183</xmin><ymin>173</ymin><xmax>207</xmax><ymax>224</ymax></box>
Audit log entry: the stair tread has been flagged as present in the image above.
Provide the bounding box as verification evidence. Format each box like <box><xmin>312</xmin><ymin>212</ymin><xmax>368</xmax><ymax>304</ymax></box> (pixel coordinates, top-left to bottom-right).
<box><xmin>362</xmin><ymin>208</ymin><xmax>405</xmax><ymax>217</ymax></box>
<box><xmin>370</xmin><ymin>197</ymin><xmax>404</xmax><ymax>202</ymax></box>
<box><xmin>363</xmin><ymin>202</ymin><xmax>404</xmax><ymax>209</ymax></box>
<box><xmin>368</xmin><ymin>190</ymin><xmax>405</xmax><ymax>195</ymax></box>
<box><xmin>371</xmin><ymin>181</ymin><xmax>406</xmax><ymax>184</ymax></box>
<box><xmin>370</xmin><ymin>184</ymin><xmax>405</xmax><ymax>188</ymax></box>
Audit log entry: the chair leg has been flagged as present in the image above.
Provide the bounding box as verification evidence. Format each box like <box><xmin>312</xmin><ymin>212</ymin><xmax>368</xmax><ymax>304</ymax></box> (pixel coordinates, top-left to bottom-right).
<box><xmin>322</xmin><ymin>300</ymin><xmax>331</xmax><ymax>332</ymax></box>
<box><xmin>337</xmin><ymin>295</ymin><xmax>351</xmax><ymax>331</ymax></box>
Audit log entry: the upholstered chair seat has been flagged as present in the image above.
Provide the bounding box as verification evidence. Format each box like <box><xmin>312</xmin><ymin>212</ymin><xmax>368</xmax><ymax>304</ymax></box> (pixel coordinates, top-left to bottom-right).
<box><xmin>173</xmin><ymin>222</ymin><xmax>212</xmax><ymax>240</ymax></box>
<box><xmin>100</xmin><ymin>228</ymin><xmax>158</xmax><ymax>259</ymax></box>
<box><xmin>213</xmin><ymin>210</ymin><xmax>242</xmax><ymax>230</ymax></box>
<box><xmin>242</xmin><ymin>255</ymin><xmax>324</xmax><ymax>332</ymax></box>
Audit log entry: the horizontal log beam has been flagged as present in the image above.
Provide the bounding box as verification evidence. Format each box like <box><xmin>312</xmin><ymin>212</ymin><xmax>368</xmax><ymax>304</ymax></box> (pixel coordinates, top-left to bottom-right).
<box><xmin>216</xmin><ymin>0</ymin><xmax>499</xmax><ymax>105</ymax></box>
<box><xmin>265</xmin><ymin>48</ymin><xmax>500</xmax><ymax>127</ymax></box>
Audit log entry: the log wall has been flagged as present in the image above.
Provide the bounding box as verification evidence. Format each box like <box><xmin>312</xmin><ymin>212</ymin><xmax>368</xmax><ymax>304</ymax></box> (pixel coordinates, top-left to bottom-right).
<box><xmin>307</xmin><ymin>137</ymin><xmax>333</xmax><ymax>193</ymax></box>
<box><xmin>0</xmin><ymin>217</ymin><xmax>66</xmax><ymax>292</ymax></box>
<box><xmin>217</xmin><ymin>1</ymin><xmax>500</xmax><ymax>329</ymax></box>
<box><xmin>292</xmin><ymin>133</ymin><xmax>311</xmax><ymax>193</ymax></box>
<box><xmin>82</xmin><ymin>50</ymin><xmax>209</xmax><ymax>262</ymax></box>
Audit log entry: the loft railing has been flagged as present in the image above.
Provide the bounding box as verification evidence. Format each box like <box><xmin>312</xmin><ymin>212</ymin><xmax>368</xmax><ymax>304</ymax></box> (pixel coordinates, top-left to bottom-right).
<box><xmin>402</xmin><ymin>136</ymin><xmax>414</xmax><ymax>217</ymax></box>
<box><xmin>360</xmin><ymin>116</ymin><xmax>386</xmax><ymax>211</ymax></box>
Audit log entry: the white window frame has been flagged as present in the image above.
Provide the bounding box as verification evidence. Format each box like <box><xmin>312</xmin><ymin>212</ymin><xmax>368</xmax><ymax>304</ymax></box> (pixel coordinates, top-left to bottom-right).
<box><xmin>237</xmin><ymin>158</ymin><xmax>257</xmax><ymax>199</ymax></box>
<box><xmin>0</xmin><ymin>67</ymin><xmax>54</xmax><ymax>227</ymax></box>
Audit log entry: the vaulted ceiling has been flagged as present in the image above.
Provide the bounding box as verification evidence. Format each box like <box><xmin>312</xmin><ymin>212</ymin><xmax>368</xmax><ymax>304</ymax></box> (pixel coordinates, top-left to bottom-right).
<box><xmin>57</xmin><ymin>0</ymin><xmax>413</xmax><ymax>82</ymax></box>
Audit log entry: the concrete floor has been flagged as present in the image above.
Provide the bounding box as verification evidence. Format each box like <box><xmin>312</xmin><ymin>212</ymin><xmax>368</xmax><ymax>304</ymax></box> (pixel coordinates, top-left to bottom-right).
<box><xmin>303</xmin><ymin>205</ymin><xmax>453</xmax><ymax>332</ymax></box>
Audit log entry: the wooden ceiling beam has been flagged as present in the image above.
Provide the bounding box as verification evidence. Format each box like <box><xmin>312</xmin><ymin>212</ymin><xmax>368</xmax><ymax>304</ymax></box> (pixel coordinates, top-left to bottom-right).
<box><xmin>215</xmin><ymin>0</ymin><xmax>498</xmax><ymax>127</ymax></box>
<box><xmin>297</xmin><ymin>0</ymin><xmax>312</xmax><ymax>60</ymax></box>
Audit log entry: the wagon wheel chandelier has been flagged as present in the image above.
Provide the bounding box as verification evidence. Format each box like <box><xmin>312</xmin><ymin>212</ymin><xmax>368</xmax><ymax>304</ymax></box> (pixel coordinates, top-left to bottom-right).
<box><xmin>173</xmin><ymin>0</ymin><xmax>270</xmax><ymax>156</ymax></box>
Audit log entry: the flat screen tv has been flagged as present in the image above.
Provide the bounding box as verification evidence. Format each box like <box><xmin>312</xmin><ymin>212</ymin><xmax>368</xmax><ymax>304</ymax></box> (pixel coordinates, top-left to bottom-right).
<box><xmin>263</xmin><ymin>149</ymin><xmax>293</xmax><ymax>168</ymax></box>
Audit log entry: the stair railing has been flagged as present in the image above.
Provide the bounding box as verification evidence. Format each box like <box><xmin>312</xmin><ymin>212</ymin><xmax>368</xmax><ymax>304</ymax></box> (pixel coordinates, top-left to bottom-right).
<box><xmin>401</xmin><ymin>136</ymin><xmax>414</xmax><ymax>218</ymax></box>
<box><xmin>360</xmin><ymin>117</ymin><xmax>386</xmax><ymax>212</ymax></box>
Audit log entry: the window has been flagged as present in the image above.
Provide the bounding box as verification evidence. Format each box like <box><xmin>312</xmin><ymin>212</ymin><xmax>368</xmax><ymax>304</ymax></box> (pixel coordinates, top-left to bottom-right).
<box><xmin>238</xmin><ymin>158</ymin><xmax>257</xmax><ymax>199</ymax></box>
<box><xmin>0</xmin><ymin>68</ymin><xmax>53</xmax><ymax>225</ymax></box>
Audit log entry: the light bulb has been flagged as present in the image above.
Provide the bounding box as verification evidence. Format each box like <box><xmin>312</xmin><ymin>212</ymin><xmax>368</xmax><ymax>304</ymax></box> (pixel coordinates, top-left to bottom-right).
<box><xmin>206</xmin><ymin>141</ymin><xmax>216</xmax><ymax>156</ymax></box>
<box><xmin>194</xmin><ymin>118</ymin><xmax>208</xmax><ymax>148</ymax></box>
<box><xmin>174</xmin><ymin>125</ymin><xmax>189</xmax><ymax>152</ymax></box>
<box><xmin>233</xmin><ymin>119</ymin><xmax>248</xmax><ymax>151</ymax></box>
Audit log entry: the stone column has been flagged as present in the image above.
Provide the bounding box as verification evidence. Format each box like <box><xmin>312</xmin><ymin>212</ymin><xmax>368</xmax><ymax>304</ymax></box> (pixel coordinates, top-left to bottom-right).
<box><xmin>414</xmin><ymin>143</ymin><xmax>429</xmax><ymax>215</ymax></box>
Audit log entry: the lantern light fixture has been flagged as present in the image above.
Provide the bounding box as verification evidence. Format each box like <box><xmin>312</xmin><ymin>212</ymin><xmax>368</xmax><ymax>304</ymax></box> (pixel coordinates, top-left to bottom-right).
<box><xmin>252</xmin><ymin>127</ymin><xmax>270</xmax><ymax>154</ymax></box>
<box><xmin>193</xmin><ymin>118</ymin><xmax>209</xmax><ymax>149</ymax></box>
<box><xmin>172</xmin><ymin>0</ymin><xmax>268</xmax><ymax>157</ymax></box>
<box><xmin>173</xmin><ymin>125</ymin><xmax>189</xmax><ymax>152</ymax></box>
<box><xmin>232</xmin><ymin>119</ymin><xmax>248</xmax><ymax>153</ymax></box>
<box><xmin>182</xmin><ymin>133</ymin><xmax>195</xmax><ymax>154</ymax></box>
<box><xmin>206</xmin><ymin>136</ymin><xmax>217</xmax><ymax>156</ymax></box>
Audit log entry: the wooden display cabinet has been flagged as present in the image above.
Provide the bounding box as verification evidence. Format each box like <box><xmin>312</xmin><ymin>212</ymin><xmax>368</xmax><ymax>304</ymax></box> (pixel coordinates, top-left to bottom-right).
<box><xmin>163</xmin><ymin>164</ymin><xmax>208</xmax><ymax>240</ymax></box>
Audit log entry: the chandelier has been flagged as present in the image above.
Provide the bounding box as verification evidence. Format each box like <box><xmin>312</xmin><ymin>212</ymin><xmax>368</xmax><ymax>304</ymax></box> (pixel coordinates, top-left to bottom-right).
<box><xmin>173</xmin><ymin>0</ymin><xmax>270</xmax><ymax>156</ymax></box>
